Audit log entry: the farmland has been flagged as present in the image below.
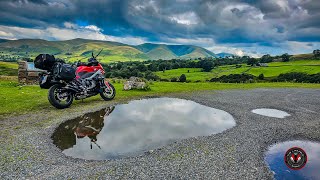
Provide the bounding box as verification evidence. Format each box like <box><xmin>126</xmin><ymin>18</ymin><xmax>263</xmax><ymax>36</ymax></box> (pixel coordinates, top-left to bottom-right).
<box><xmin>0</xmin><ymin>61</ymin><xmax>18</xmax><ymax>76</ymax></box>
<box><xmin>155</xmin><ymin>60</ymin><xmax>320</xmax><ymax>82</ymax></box>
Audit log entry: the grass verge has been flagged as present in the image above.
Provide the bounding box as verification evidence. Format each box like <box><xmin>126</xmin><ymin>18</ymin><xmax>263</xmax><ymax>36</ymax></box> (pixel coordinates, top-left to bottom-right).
<box><xmin>1</xmin><ymin>79</ymin><xmax>320</xmax><ymax>118</ymax></box>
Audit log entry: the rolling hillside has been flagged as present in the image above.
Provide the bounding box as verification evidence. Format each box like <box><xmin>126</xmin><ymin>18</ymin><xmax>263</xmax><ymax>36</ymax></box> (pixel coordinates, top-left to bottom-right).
<box><xmin>136</xmin><ymin>43</ymin><xmax>217</xmax><ymax>59</ymax></box>
<box><xmin>0</xmin><ymin>38</ymin><xmax>219</xmax><ymax>63</ymax></box>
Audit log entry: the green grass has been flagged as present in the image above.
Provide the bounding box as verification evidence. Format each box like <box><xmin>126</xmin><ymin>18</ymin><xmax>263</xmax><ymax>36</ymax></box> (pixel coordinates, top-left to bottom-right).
<box><xmin>155</xmin><ymin>66</ymin><xmax>252</xmax><ymax>81</ymax></box>
<box><xmin>0</xmin><ymin>62</ymin><xmax>18</xmax><ymax>76</ymax></box>
<box><xmin>1</xmin><ymin>79</ymin><xmax>320</xmax><ymax>117</ymax></box>
<box><xmin>156</xmin><ymin>60</ymin><xmax>320</xmax><ymax>82</ymax></box>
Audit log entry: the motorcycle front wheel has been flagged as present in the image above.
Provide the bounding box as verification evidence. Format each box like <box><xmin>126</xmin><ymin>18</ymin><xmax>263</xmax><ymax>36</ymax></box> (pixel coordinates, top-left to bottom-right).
<box><xmin>48</xmin><ymin>84</ymin><xmax>73</xmax><ymax>109</ymax></box>
<box><xmin>100</xmin><ymin>82</ymin><xmax>116</xmax><ymax>101</ymax></box>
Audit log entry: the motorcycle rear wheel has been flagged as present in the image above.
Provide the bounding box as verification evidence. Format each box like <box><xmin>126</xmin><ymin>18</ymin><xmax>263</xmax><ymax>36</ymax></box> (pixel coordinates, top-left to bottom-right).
<box><xmin>48</xmin><ymin>84</ymin><xmax>73</xmax><ymax>109</ymax></box>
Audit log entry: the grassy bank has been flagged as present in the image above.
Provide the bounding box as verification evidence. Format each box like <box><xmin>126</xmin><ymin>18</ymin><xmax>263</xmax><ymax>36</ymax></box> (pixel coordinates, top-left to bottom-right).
<box><xmin>1</xmin><ymin>79</ymin><xmax>320</xmax><ymax>117</ymax></box>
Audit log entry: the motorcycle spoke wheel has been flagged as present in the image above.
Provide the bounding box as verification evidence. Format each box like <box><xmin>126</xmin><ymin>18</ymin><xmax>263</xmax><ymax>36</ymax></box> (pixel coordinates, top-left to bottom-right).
<box><xmin>48</xmin><ymin>84</ymin><xmax>73</xmax><ymax>109</ymax></box>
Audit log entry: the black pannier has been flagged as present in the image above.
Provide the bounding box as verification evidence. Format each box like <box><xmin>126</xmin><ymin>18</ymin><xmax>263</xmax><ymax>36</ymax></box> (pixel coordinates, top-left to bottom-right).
<box><xmin>34</xmin><ymin>54</ymin><xmax>56</xmax><ymax>71</ymax></box>
<box><xmin>53</xmin><ymin>63</ymin><xmax>76</xmax><ymax>81</ymax></box>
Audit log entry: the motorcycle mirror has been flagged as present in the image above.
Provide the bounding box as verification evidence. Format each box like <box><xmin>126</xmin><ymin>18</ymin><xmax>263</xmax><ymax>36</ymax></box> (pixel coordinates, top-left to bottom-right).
<box><xmin>95</xmin><ymin>49</ymin><xmax>103</xmax><ymax>58</ymax></box>
<box><xmin>91</xmin><ymin>51</ymin><xmax>94</xmax><ymax>58</ymax></box>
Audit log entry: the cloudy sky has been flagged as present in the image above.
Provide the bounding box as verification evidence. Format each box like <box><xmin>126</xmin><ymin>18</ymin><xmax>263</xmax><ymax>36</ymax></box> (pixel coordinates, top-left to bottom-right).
<box><xmin>0</xmin><ymin>0</ymin><xmax>319</xmax><ymax>56</ymax></box>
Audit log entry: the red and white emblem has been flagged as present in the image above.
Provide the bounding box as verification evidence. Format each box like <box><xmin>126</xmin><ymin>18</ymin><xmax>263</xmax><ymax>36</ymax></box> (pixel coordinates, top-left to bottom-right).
<box><xmin>284</xmin><ymin>147</ymin><xmax>307</xmax><ymax>170</ymax></box>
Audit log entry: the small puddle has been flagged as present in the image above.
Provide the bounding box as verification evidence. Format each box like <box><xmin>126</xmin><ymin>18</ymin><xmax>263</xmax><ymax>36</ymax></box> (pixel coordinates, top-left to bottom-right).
<box><xmin>52</xmin><ymin>98</ymin><xmax>236</xmax><ymax>160</ymax></box>
<box><xmin>265</xmin><ymin>140</ymin><xmax>320</xmax><ymax>179</ymax></box>
<box><xmin>252</xmin><ymin>108</ymin><xmax>291</xmax><ymax>118</ymax></box>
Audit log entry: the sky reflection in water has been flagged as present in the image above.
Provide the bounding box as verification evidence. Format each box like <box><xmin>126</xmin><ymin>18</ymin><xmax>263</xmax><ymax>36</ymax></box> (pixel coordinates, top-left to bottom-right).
<box><xmin>52</xmin><ymin>98</ymin><xmax>236</xmax><ymax>160</ymax></box>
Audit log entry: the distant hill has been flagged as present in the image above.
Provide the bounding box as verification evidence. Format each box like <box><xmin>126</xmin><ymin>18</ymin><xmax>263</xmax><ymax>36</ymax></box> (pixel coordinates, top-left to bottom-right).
<box><xmin>0</xmin><ymin>38</ymin><xmax>147</xmax><ymax>63</ymax></box>
<box><xmin>0</xmin><ymin>39</ymin><xmax>9</xmax><ymax>43</ymax></box>
<box><xmin>0</xmin><ymin>38</ymin><xmax>218</xmax><ymax>63</ymax></box>
<box><xmin>136</xmin><ymin>43</ymin><xmax>217</xmax><ymax>60</ymax></box>
<box><xmin>216</xmin><ymin>53</ymin><xmax>235</xmax><ymax>58</ymax></box>
<box><xmin>290</xmin><ymin>53</ymin><xmax>315</xmax><ymax>60</ymax></box>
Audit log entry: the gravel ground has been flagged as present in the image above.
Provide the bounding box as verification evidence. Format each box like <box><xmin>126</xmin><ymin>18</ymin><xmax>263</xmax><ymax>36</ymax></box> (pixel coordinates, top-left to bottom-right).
<box><xmin>1</xmin><ymin>88</ymin><xmax>320</xmax><ymax>179</ymax></box>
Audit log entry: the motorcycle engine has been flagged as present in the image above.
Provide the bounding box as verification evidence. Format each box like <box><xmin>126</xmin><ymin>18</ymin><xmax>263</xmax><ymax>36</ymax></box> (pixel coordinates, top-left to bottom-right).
<box><xmin>84</xmin><ymin>79</ymin><xmax>96</xmax><ymax>90</ymax></box>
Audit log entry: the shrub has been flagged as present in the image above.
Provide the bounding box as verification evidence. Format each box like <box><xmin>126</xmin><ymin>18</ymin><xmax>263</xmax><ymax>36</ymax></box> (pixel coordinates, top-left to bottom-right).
<box><xmin>258</xmin><ymin>73</ymin><xmax>264</xmax><ymax>80</ymax></box>
<box><xmin>179</xmin><ymin>74</ymin><xmax>187</xmax><ymax>82</ymax></box>
<box><xmin>170</xmin><ymin>77</ymin><xmax>178</xmax><ymax>82</ymax></box>
<box><xmin>210</xmin><ymin>74</ymin><xmax>255</xmax><ymax>83</ymax></box>
<box><xmin>142</xmin><ymin>83</ymin><xmax>151</xmax><ymax>91</ymax></box>
<box><xmin>145</xmin><ymin>71</ymin><xmax>160</xmax><ymax>81</ymax></box>
<box><xmin>273</xmin><ymin>72</ymin><xmax>320</xmax><ymax>83</ymax></box>
<box><xmin>160</xmin><ymin>78</ymin><xmax>169</xmax><ymax>82</ymax></box>
<box><xmin>105</xmin><ymin>72</ymin><xmax>112</xmax><ymax>78</ymax></box>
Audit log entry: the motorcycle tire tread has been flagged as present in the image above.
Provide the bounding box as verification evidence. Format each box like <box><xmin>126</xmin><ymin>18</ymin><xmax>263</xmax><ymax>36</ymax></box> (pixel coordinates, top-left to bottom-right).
<box><xmin>48</xmin><ymin>84</ymin><xmax>73</xmax><ymax>109</ymax></box>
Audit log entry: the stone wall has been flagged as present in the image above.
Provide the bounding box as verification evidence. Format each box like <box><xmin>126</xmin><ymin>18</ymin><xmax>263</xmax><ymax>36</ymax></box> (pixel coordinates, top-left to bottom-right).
<box><xmin>18</xmin><ymin>61</ymin><xmax>44</xmax><ymax>84</ymax></box>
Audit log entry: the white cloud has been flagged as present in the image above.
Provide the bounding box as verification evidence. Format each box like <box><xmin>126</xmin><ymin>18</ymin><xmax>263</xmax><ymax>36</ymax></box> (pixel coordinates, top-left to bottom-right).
<box><xmin>208</xmin><ymin>45</ymin><xmax>261</xmax><ymax>58</ymax></box>
<box><xmin>0</xmin><ymin>22</ymin><xmax>147</xmax><ymax>45</ymax></box>
<box><xmin>84</xmin><ymin>25</ymin><xmax>102</xmax><ymax>32</ymax></box>
<box><xmin>163</xmin><ymin>36</ymin><xmax>262</xmax><ymax>57</ymax></box>
<box><xmin>169</xmin><ymin>12</ymin><xmax>200</xmax><ymax>26</ymax></box>
<box><xmin>0</xmin><ymin>30</ymin><xmax>15</xmax><ymax>39</ymax></box>
<box><xmin>63</xmin><ymin>22</ymin><xmax>78</xmax><ymax>29</ymax></box>
<box><xmin>163</xmin><ymin>37</ymin><xmax>215</xmax><ymax>46</ymax></box>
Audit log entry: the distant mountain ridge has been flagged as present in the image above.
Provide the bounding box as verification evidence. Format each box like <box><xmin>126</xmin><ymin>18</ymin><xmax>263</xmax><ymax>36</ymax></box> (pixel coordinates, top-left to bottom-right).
<box><xmin>216</xmin><ymin>52</ymin><xmax>236</xmax><ymax>58</ymax></box>
<box><xmin>0</xmin><ymin>38</ymin><xmax>232</xmax><ymax>63</ymax></box>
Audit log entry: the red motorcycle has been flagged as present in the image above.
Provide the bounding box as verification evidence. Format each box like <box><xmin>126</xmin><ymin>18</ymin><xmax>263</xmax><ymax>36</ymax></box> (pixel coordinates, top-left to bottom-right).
<box><xmin>35</xmin><ymin>50</ymin><xmax>116</xmax><ymax>109</ymax></box>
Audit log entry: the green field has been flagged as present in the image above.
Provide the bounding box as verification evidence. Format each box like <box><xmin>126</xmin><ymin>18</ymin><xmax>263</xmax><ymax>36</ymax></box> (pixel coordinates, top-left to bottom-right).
<box><xmin>0</xmin><ymin>62</ymin><xmax>18</xmax><ymax>76</ymax></box>
<box><xmin>156</xmin><ymin>60</ymin><xmax>320</xmax><ymax>82</ymax></box>
<box><xmin>1</xmin><ymin>78</ymin><xmax>320</xmax><ymax>118</ymax></box>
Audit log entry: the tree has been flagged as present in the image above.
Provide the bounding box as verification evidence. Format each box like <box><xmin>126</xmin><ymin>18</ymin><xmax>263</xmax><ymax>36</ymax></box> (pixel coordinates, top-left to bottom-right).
<box><xmin>159</xmin><ymin>63</ymin><xmax>166</xmax><ymax>71</ymax></box>
<box><xmin>116</xmin><ymin>62</ymin><xmax>123</xmax><ymax>70</ymax></box>
<box><xmin>172</xmin><ymin>63</ymin><xmax>180</xmax><ymax>69</ymax></box>
<box><xmin>137</xmin><ymin>64</ymin><xmax>147</xmax><ymax>72</ymax></box>
<box><xmin>200</xmin><ymin>60</ymin><xmax>214</xmax><ymax>72</ymax></box>
<box><xmin>313</xmin><ymin>49</ymin><xmax>320</xmax><ymax>58</ymax></box>
<box><xmin>147</xmin><ymin>64</ymin><xmax>158</xmax><ymax>72</ymax></box>
<box><xmin>131</xmin><ymin>69</ymin><xmax>140</xmax><ymax>77</ymax></box>
<box><xmin>145</xmin><ymin>71</ymin><xmax>159</xmax><ymax>80</ymax></box>
<box><xmin>281</xmin><ymin>53</ymin><xmax>290</xmax><ymax>62</ymax></box>
<box><xmin>179</xmin><ymin>74</ymin><xmax>187</xmax><ymax>82</ymax></box>
<box><xmin>247</xmin><ymin>58</ymin><xmax>258</xmax><ymax>66</ymax></box>
<box><xmin>260</xmin><ymin>54</ymin><xmax>272</xmax><ymax>63</ymax></box>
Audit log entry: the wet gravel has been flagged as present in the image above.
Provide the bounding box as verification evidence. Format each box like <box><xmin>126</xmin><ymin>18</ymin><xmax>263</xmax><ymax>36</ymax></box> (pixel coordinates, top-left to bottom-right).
<box><xmin>1</xmin><ymin>88</ymin><xmax>320</xmax><ymax>179</ymax></box>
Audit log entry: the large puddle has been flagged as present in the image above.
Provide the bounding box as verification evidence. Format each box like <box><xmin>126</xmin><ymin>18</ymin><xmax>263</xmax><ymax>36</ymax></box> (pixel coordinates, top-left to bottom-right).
<box><xmin>265</xmin><ymin>140</ymin><xmax>320</xmax><ymax>179</ymax></box>
<box><xmin>252</xmin><ymin>108</ymin><xmax>291</xmax><ymax>118</ymax></box>
<box><xmin>52</xmin><ymin>98</ymin><xmax>236</xmax><ymax>160</ymax></box>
